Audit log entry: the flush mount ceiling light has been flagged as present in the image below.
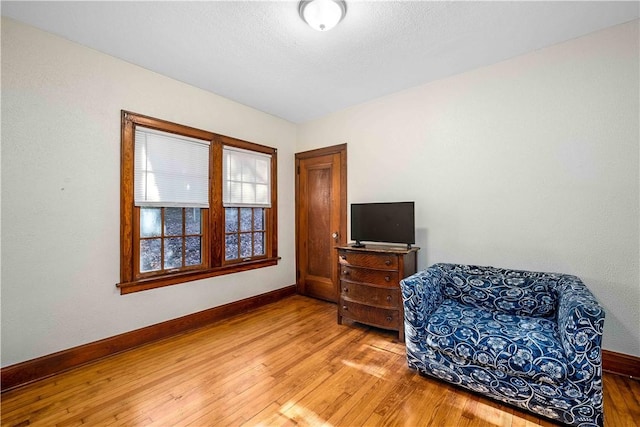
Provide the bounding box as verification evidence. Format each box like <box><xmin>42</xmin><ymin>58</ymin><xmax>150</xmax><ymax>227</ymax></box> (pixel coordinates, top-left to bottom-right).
<box><xmin>299</xmin><ymin>0</ymin><xmax>347</xmax><ymax>31</ymax></box>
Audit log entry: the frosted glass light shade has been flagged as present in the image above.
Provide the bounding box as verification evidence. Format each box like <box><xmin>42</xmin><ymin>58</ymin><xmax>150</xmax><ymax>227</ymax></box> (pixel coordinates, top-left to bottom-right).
<box><xmin>299</xmin><ymin>0</ymin><xmax>347</xmax><ymax>31</ymax></box>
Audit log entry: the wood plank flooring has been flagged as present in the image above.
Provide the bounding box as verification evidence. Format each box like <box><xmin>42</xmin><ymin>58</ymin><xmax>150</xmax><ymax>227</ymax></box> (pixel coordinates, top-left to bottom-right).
<box><xmin>2</xmin><ymin>295</ymin><xmax>639</xmax><ymax>426</ymax></box>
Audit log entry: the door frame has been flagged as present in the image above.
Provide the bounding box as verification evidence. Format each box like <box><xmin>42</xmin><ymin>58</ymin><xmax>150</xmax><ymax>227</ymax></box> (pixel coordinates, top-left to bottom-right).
<box><xmin>295</xmin><ymin>144</ymin><xmax>347</xmax><ymax>299</ymax></box>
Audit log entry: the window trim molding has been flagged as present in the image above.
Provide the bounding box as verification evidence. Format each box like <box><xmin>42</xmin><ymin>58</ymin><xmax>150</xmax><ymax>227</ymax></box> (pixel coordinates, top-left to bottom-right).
<box><xmin>119</xmin><ymin>110</ymin><xmax>279</xmax><ymax>294</ymax></box>
<box><xmin>118</xmin><ymin>257</ymin><xmax>281</xmax><ymax>294</ymax></box>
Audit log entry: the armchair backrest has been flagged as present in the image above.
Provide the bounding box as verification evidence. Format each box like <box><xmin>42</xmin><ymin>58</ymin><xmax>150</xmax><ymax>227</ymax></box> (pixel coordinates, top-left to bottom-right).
<box><xmin>434</xmin><ymin>263</ymin><xmax>560</xmax><ymax>318</ymax></box>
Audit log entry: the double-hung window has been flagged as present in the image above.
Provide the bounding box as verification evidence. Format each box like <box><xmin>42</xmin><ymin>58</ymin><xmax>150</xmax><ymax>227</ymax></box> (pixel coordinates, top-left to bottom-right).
<box><xmin>119</xmin><ymin>111</ymin><xmax>278</xmax><ymax>294</ymax></box>
<box><xmin>222</xmin><ymin>147</ymin><xmax>271</xmax><ymax>262</ymax></box>
<box><xmin>135</xmin><ymin>127</ymin><xmax>210</xmax><ymax>274</ymax></box>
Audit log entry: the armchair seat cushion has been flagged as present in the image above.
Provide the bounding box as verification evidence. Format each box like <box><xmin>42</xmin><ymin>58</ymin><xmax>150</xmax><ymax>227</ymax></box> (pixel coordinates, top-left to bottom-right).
<box><xmin>425</xmin><ymin>299</ymin><xmax>569</xmax><ymax>385</ymax></box>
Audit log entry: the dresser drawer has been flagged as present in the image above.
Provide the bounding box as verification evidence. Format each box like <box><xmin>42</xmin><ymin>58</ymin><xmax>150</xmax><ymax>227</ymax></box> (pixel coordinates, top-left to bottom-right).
<box><xmin>340</xmin><ymin>266</ymin><xmax>399</xmax><ymax>287</ymax></box>
<box><xmin>341</xmin><ymin>281</ymin><xmax>399</xmax><ymax>308</ymax></box>
<box><xmin>338</xmin><ymin>251</ymin><xmax>398</xmax><ymax>270</ymax></box>
<box><xmin>339</xmin><ymin>299</ymin><xmax>401</xmax><ymax>330</ymax></box>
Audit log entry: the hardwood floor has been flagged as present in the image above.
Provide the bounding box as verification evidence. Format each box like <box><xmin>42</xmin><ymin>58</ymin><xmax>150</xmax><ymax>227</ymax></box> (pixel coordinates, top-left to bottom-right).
<box><xmin>2</xmin><ymin>295</ymin><xmax>639</xmax><ymax>426</ymax></box>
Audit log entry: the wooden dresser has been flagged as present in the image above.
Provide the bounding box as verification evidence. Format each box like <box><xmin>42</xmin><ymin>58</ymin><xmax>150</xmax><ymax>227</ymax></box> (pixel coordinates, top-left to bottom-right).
<box><xmin>336</xmin><ymin>245</ymin><xmax>419</xmax><ymax>341</ymax></box>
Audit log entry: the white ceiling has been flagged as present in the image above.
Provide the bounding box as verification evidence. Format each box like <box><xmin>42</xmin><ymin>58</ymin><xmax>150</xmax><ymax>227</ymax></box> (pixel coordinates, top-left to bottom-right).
<box><xmin>2</xmin><ymin>1</ymin><xmax>638</xmax><ymax>123</ymax></box>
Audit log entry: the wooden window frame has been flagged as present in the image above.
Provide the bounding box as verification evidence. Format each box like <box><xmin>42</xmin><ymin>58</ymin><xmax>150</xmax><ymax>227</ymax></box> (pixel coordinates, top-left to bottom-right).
<box><xmin>223</xmin><ymin>207</ymin><xmax>268</xmax><ymax>263</ymax></box>
<box><xmin>135</xmin><ymin>207</ymin><xmax>209</xmax><ymax>276</ymax></box>
<box><xmin>119</xmin><ymin>111</ymin><xmax>279</xmax><ymax>294</ymax></box>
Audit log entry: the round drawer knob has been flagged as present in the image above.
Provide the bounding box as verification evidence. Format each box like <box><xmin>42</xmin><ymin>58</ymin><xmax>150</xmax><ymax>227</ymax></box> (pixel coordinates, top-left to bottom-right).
<box><xmin>343</xmin><ymin>288</ymin><xmax>349</xmax><ymax>293</ymax></box>
<box><xmin>343</xmin><ymin>270</ymin><xmax>349</xmax><ymax>275</ymax></box>
<box><xmin>385</xmin><ymin>260</ymin><xmax>392</xmax><ymax>266</ymax></box>
<box><xmin>343</xmin><ymin>306</ymin><xmax>348</xmax><ymax>311</ymax></box>
<box><xmin>386</xmin><ymin>295</ymin><xmax>392</xmax><ymax>302</ymax></box>
<box><xmin>385</xmin><ymin>276</ymin><xmax>391</xmax><ymax>282</ymax></box>
<box><xmin>386</xmin><ymin>316</ymin><xmax>393</xmax><ymax>322</ymax></box>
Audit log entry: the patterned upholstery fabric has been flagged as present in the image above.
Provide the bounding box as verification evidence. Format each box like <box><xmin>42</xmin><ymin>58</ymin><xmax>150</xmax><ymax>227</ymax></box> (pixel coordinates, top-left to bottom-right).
<box><xmin>426</xmin><ymin>299</ymin><xmax>568</xmax><ymax>385</ymax></box>
<box><xmin>400</xmin><ymin>263</ymin><xmax>605</xmax><ymax>427</ymax></box>
<box><xmin>440</xmin><ymin>264</ymin><xmax>557</xmax><ymax>318</ymax></box>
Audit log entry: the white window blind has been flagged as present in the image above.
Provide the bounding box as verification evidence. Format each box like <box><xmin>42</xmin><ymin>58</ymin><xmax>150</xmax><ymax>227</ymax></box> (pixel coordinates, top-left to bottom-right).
<box><xmin>223</xmin><ymin>146</ymin><xmax>271</xmax><ymax>208</ymax></box>
<box><xmin>134</xmin><ymin>127</ymin><xmax>210</xmax><ymax>208</ymax></box>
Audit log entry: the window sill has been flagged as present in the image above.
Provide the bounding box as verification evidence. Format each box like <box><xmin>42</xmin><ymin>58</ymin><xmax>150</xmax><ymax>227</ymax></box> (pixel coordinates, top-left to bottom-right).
<box><xmin>117</xmin><ymin>257</ymin><xmax>281</xmax><ymax>295</ymax></box>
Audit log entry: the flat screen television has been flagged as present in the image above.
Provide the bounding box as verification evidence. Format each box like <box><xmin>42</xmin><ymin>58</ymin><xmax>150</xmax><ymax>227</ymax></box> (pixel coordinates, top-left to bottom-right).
<box><xmin>351</xmin><ymin>202</ymin><xmax>415</xmax><ymax>248</ymax></box>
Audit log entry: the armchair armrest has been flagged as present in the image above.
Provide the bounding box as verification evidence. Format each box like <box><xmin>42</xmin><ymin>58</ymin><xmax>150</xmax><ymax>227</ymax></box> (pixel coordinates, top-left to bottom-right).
<box><xmin>400</xmin><ymin>265</ymin><xmax>445</xmax><ymax>344</ymax></box>
<box><xmin>556</xmin><ymin>275</ymin><xmax>605</xmax><ymax>385</ymax></box>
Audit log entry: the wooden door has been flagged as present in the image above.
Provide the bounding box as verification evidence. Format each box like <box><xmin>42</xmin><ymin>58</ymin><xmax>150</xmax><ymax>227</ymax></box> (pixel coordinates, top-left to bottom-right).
<box><xmin>296</xmin><ymin>144</ymin><xmax>347</xmax><ymax>302</ymax></box>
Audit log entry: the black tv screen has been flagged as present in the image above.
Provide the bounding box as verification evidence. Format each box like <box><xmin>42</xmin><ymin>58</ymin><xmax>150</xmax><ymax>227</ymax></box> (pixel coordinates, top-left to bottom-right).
<box><xmin>351</xmin><ymin>202</ymin><xmax>415</xmax><ymax>248</ymax></box>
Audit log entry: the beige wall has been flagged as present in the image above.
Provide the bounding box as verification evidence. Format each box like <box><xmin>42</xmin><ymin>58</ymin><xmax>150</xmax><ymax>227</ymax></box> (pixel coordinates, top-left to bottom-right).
<box><xmin>1</xmin><ymin>18</ymin><xmax>297</xmax><ymax>366</ymax></box>
<box><xmin>297</xmin><ymin>20</ymin><xmax>640</xmax><ymax>356</ymax></box>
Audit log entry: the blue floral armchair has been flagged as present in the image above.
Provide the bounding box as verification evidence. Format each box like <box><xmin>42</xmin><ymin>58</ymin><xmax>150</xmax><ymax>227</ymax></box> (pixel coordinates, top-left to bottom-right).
<box><xmin>400</xmin><ymin>263</ymin><xmax>605</xmax><ymax>426</ymax></box>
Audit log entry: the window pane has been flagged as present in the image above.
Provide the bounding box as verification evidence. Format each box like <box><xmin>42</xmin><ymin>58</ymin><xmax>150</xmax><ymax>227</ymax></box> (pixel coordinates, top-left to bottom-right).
<box><xmin>253</xmin><ymin>208</ymin><xmax>264</xmax><ymax>230</ymax></box>
<box><xmin>254</xmin><ymin>232</ymin><xmax>264</xmax><ymax>256</ymax></box>
<box><xmin>164</xmin><ymin>207</ymin><xmax>183</xmax><ymax>236</ymax></box>
<box><xmin>140</xmin><ymin>208</ymin><xmax>161</xmax><ymax>237</ymax></box>
<box><xmin>225</xmin><ymin>208</ymin><xmax>238</xmax><ymax>233</ymax></box>
<box><xmin>240</xmin><ymin>233</ymin><xmax>252</xmax><ymax>258</ymax></box>
<box><xmin>240</xmin><ymin>208</ymin><xmax>252</xmax><ymax>232</ymax></box>
<box><xmin>185</xmin><ymin>208</ymin><xmax>201</xmax><ymax>235</ymax></box>
<box><xmin>140</xmin><ymin>239</ymin><xmax>161</xmax><ymax>272</ymax></box>
<box><xmin>164</xmin><ymin>237</ymin><xmax>183</xmax><ymax>269</ymax></box>
<box><xmin>241</xmin><ymin>183</ymin><xmax>256</xmax><ymax>204</ymax></box>
<box><xmin>241</xmin><ymin>157</ymin><xmax>254</xmax><ymax>181</ymax></box>
<box><xmin>185</xmin><ymin>236</ymin><xmax>201</xmax><ymax>266</ymax></box>
<box><xmin>227</xmin><ymin>181</ymin><xmax>242</xmax><ymax>204</ymax></box>
<box><xmin>255</xmin><ymin>184</ymin><xmax>269</xmax><ymax>205</ymax></box>
<box><xmin>225</xmin><ymin>234</ymin><xmax>238</xmax><ymax>260</ymax></box>
<box><xmin>255</xmin><ymin>159</ymin><xmax>269</xmax><ymax>183</ymax></box>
